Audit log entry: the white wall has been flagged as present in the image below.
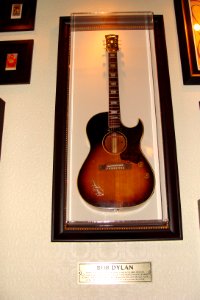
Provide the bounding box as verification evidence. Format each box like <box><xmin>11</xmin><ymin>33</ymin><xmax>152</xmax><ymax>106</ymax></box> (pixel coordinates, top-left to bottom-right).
<box><xmin>1</xmin><ymin>0</ymin><xmax>200</xmax><ymax>299</ymax></box>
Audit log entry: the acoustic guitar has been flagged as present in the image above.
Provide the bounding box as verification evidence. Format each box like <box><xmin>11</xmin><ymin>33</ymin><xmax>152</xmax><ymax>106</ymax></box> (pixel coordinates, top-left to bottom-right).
<box><xmin>77</xmin><ymin>34</ymin><xmax>155</xmax><ymax>209</ymax></box>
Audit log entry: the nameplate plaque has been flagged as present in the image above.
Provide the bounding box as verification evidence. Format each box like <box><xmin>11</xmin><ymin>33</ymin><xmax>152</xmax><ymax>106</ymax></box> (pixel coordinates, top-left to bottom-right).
<box><xmin>78</xmin><ymin>262</ymin><xmax>152</xmax><ymax>284</ymax></box>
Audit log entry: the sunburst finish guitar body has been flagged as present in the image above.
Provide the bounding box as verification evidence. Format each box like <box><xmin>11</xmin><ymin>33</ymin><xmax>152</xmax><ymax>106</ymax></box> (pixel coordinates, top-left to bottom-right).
<box><xmin>77</xmin><ymin>35</ymin><xmax>155</xmax><ymax>209</ymax></box>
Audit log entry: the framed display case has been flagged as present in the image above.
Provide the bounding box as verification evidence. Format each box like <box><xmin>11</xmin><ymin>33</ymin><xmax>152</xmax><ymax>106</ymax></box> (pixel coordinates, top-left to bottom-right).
<box><xmin>0</xmin><ymin>40</ymin><xmax>34</xmax><ymax>85</ymax></box>
<box><xmin>174</xmin><ymin>0</ymin><xmax>200</xmax><ymax>84</ymax></box>
<box><xmin>52</xmin><ymin>13</ymin><xmax>182</xmax><ymax>241</ymax></box>
<box><xmin>0</xmin><ymin>0</ymin><xmax>37</xmax><ymax>32</ymax></box>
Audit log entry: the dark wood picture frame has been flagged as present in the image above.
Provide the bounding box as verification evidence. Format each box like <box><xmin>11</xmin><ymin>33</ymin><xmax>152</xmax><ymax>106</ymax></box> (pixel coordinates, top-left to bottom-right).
<box><xmin>0</xmin><ymin>98</ymin><xmax>5</xmax><ymax>159</ymax></box>
<box><xmin>52</xmin><ymin>15</ymin><xmax>182</xmax><ymax>242</ymax></box>
<box><xmin>0</xmin><ymin>40</ymin><xmax>34</xmax><ymax>84</ymax></box>
<box><xmin>0</xmin><ymin>0</ymin><xmax>37</xmax><ymax>32</ymax></box>
<box><xmin>174</xmin><ymin>0</ymin><xmax>200</xmax><ymax>84</ymax></box>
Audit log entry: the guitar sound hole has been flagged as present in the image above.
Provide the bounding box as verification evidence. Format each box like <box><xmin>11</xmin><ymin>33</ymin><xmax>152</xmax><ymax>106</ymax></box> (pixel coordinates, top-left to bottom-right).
<box><xmin>103</xmin><ymin>131</ymin><xmax>127</xmax><ymax>154</ymax></box>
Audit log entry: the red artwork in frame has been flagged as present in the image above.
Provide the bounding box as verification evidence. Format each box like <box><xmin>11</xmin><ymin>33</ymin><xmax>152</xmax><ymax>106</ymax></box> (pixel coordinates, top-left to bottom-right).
<box><xmin>0</xmin><ymin>40</ymin><xmax>34</xmax><ymax>84</ymax></box>
<box><xmin>5</xmin><ymin>53</ymin><xmax>18</xmax><ymax>70</ymax></box>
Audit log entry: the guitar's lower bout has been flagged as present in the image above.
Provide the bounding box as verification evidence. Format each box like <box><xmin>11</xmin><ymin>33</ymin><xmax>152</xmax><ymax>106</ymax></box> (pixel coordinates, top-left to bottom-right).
<box><xmin>77</xmin><ymin>112</ymin><xmax>155</xmax><ymax>209</ymax></box>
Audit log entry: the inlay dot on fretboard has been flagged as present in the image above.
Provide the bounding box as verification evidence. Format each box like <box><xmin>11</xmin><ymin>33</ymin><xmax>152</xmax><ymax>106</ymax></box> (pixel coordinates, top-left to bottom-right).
<box><xmin>110</xmin><ymin>73</ymin><xmax>116</xmax><ymax>77</ymax></box>
<box><xmin>110</xmin><ymin>110</ymin><xmax>118</xmax><ymax>114</ymax></box>
<box><xmin>110</xmin><ymin>63</ymin><xmax>116</xmax><ymax>68</ymax></box>
<box><xmin>110</xmin><ymin>90</ymin><xmax>117</xmax><ymax>94</ymax></box>
<box><xmin>110</xmin><ymin>81</ymin><xmax>117</xmax><ymax>86</ymax></box>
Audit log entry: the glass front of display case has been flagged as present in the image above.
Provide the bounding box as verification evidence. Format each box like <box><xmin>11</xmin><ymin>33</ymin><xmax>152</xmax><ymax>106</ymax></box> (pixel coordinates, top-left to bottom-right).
<box><xmin>66</xmin><ymin>12</ymin><xmax>167</xmax><ymax>225</ymax></box>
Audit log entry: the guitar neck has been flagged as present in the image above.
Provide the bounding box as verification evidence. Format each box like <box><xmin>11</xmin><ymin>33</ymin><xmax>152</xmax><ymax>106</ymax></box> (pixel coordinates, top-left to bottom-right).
<box><xmin>108</xmin><ymin>52</ymin><xmax>121</xmax><ymax>129</ymax></box>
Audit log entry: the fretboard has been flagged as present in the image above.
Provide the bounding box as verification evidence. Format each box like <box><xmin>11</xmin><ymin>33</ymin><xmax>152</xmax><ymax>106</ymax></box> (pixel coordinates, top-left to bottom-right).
<box><xmin>108</xmin><ymin>52</ymin><xmax>121</xmax><ymax>129</ymax></box>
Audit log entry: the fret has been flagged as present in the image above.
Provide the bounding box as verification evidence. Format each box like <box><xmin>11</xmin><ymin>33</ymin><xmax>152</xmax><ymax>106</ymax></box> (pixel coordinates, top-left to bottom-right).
<box><xmin>109</xmin><ymin>116</ymin><xmax>120</xmax><ymax>120</ymax></box>
<box><xmin>110</xmin><ymin>116</ymin><xmax>120</xmax><ymax>120</ymax></box>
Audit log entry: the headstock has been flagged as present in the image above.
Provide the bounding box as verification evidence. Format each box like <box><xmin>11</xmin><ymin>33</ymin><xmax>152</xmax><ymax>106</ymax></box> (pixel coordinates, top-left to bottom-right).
<box><xmin>105</xmin><ymin>34</ymin><xmax>119</xmax><ymax>53</ymax></box>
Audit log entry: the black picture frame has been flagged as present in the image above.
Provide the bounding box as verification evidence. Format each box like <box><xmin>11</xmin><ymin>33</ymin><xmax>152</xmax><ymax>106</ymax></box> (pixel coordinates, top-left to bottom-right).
<box><xmin>52</xmin><ymin>15</ymin><xmax>182</xmax><ymax>242</ymax></box>
<box><xmin>0</xmin><ymin>98</ymin><xmax>5</xmax><ymax>159</ymax></box>
<box><xmin>0</xmin><ymin>0</ymin><xmax>37</xmax><ymax>32</ymax></box>
<box><xmin>0</xmin><ymin>40</ymin><xmax>34</xmax><ymax>85</ymax></box>
<box><xmin>174</xmin><ymin>0</ymin><xmax>200</xmax><ymax>84</ymax></box>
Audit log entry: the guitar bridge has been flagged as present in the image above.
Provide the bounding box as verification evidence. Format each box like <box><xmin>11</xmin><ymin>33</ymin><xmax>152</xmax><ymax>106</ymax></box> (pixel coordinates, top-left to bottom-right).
<box><xmin>99</xmin><ymin>163</ymin><xmax>132</xmax><ymax>171</ymax></box>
